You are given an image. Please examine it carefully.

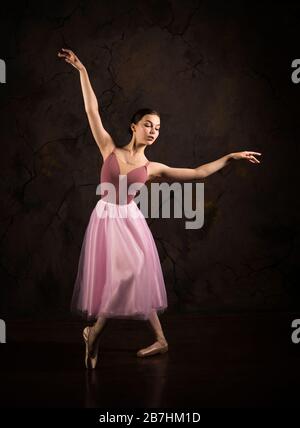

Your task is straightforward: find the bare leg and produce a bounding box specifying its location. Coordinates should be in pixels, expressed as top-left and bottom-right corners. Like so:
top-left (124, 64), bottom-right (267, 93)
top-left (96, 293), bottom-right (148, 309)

top-left (137, 310), bottom-right (168, 357)
top-left (148, 310), bottom-right (167, 342)
top-left (89, 316), bottom-right (107, 348)
top-left (83, 316), bottom-right (107, 369)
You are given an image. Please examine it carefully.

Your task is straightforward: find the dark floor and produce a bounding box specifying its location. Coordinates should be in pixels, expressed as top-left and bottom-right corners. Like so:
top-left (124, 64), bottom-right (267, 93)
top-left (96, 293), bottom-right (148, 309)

top-left (0, 312), bottom-right (299, 408)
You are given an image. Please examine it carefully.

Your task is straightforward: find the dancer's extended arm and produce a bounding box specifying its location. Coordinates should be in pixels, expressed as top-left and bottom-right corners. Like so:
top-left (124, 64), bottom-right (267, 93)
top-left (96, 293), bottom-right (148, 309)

top-left (57, 48), bottom-right (115, 157)
top-left (150, 151), bottom-right (262, 181)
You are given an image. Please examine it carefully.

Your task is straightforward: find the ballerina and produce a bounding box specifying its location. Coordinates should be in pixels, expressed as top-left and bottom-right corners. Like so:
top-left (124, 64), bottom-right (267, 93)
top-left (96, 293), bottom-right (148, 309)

top-left (58, 48), bottom-right (262, 369)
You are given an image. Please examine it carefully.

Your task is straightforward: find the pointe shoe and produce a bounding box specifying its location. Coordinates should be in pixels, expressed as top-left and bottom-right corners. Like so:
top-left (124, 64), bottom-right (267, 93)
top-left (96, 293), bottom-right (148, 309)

top-left (83, 326), bottom-right (100, 369)
top-left (136, 338), bottom-right (168, 358)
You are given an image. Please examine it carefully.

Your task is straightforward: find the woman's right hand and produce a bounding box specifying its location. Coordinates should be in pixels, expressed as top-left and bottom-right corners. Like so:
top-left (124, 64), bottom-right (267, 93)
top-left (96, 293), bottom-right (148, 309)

top-left (57, 48), bottom-right (85, 71)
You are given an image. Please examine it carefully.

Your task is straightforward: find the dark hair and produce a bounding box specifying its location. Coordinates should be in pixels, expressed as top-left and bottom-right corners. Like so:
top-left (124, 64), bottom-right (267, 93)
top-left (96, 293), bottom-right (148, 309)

top-left (128, 108), bottom-right (160, 135)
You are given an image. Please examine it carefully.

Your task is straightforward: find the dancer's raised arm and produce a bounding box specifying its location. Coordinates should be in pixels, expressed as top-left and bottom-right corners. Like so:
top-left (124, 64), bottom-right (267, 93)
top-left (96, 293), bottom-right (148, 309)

top-left (57, 48), bottom-right (115, 158)
top-left (150, 151), bottom-right (262, 181)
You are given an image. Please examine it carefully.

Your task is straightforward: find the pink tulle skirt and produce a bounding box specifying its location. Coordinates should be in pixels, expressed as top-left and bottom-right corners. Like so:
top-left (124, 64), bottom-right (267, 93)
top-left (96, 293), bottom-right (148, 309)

top-left (71, 198), bottom-right (168, 321)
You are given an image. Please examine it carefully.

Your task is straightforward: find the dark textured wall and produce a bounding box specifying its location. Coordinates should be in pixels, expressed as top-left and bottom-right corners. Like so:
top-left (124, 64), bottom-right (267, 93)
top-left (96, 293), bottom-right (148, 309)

top-left (1, 0), bottom-right (299, 319)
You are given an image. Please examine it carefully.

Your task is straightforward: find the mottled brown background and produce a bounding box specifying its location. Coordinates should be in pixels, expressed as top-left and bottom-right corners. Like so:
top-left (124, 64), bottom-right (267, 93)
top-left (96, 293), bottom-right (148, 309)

top-left (1, 0), bottom-right (299, 319)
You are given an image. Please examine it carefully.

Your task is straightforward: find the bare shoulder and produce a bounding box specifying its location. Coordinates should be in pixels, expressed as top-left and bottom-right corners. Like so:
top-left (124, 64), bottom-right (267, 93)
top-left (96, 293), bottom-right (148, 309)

top-left (147, 161), bottom-right (168, 179)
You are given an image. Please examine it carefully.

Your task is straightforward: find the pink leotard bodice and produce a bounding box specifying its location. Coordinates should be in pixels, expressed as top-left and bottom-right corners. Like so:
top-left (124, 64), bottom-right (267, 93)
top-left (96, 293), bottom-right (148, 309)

top-left (100, 148), bottom-right (150, 205)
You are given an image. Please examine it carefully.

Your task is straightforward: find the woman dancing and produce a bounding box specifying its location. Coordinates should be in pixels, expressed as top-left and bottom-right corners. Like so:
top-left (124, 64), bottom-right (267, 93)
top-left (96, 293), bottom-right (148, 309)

top-left (58, 48), bottom-right (261, 369)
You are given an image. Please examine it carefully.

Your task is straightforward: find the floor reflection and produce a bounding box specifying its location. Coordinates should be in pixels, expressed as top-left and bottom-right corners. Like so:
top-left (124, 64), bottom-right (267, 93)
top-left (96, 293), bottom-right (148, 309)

top-left (84, 353), bottom-right (169, 408)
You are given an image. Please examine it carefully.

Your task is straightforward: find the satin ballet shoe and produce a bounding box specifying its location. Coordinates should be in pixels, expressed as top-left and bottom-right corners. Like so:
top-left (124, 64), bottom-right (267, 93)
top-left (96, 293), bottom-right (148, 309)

top-left (83, 326), bottom-right (100, 369)
top-left (136, 338), bottom-right (168, 358)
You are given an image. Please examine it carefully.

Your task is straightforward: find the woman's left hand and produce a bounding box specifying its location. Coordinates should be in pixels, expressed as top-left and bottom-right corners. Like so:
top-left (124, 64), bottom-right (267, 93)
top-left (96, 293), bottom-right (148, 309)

top-left (231, 151), bottom-right (262, 164)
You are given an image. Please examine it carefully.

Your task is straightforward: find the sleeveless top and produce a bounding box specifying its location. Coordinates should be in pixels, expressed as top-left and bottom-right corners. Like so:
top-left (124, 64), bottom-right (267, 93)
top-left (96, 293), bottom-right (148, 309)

top-left (100, 148), bottom-right (150, 205)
